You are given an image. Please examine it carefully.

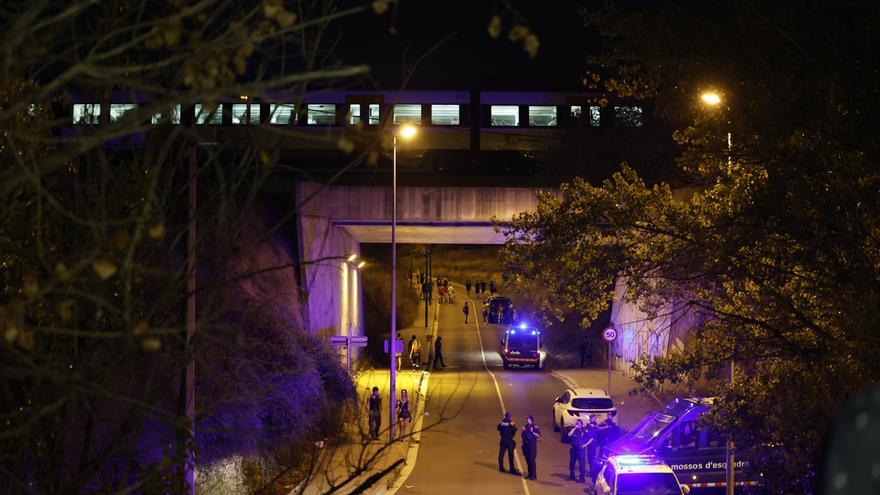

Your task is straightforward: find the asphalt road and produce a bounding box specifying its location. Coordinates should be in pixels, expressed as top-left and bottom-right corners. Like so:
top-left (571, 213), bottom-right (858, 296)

top-left (400, 295), bottom-right (599, 495)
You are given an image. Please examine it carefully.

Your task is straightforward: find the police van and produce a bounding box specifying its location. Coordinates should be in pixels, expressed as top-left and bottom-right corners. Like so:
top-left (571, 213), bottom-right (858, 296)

top-left (499, 323), bottom-right (542, 369)
top-left (598, 397), bottom-right (762, 493)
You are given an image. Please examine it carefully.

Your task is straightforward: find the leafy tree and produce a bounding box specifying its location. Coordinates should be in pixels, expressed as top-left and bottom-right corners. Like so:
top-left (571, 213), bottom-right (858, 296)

top-left (0, 1), bottom-right (386, 493)
top-left (499, 1), bottom-right (880, 491)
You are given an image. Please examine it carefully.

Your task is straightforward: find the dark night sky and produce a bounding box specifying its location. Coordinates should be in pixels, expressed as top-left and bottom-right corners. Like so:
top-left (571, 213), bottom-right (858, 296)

top-left (330, 0), bottom-right (598, 91)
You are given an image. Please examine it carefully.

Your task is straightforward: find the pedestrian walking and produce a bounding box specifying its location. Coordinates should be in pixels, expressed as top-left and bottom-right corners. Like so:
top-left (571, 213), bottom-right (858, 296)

top-left (367, 386), bottom-right (382, 440)
top-left (396, 389), bottom-right (411, 441)
top-left (489, 280), bottom-right (496, 294)
top-left (462, 301), bottom-right (470, 323)
top-left (409, 335), bottom-right (422, 370)
top-left (475, 279), bottom-right (482, 295)
top-left (395, 331), bottom-right (403, 370)
top-left (481, 280), bottom-right (487, 294)
top-left (465, 280), bottom-right (472, 296)
top-left (521, 415), bottom-right (541, 480)
top-left (432, 336), bottom-right (446, 369)
top-left (497, 411), bottom-right (520, 474)
top-left (567, 418), bottom-right (588, 482)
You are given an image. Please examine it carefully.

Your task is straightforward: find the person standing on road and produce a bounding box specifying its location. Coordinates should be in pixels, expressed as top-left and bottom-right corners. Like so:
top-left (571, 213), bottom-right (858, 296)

top-left (432, 336), bottom-right (446, 369)
top-left (489, 279), bottom-right (496, 294)
top-left (465, 280), bottom-right (472, 296)
top-left (497, 411), bottom-right (520, 474)
top-left (367, 386), bottom-right (382, 441)
top-left (567, 418), bottom-right (588, 482)
top-left (462, 301), bottom-right (470, 324)
top-left (521, 415), bottom-right (541, 480)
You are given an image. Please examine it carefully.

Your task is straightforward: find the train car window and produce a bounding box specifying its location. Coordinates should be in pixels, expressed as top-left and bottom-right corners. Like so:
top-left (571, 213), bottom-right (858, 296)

top-left (431, 104), bottom-right (459, 125)
top-left (369, 104), bottom-right (380, 125)
top-left (109, 104), bottom-right (137, 122)
top-left (307, 104), bottom-right (336, 125)
top-left (528, 106), bottom-right (557, 126)
top-left (195, 103), bottom-right (222, 125)
top-left (490, 105), bottom-right (519, 126)
top-left (269, 104), bottom-right (295, 125)
top-left (232, 103), bottom-right (260, 124)
top-left (393, 104), bottom-right (421, 124)
top-left (151, 105), bottom-right (181, 124)
top-left (72, 103), bottom-right (101, 124)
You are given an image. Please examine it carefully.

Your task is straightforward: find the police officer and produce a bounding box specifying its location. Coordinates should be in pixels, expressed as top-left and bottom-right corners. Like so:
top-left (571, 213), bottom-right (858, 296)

top-left (586, 414), bottom-right (600, 479)
top-left (567, 418), bottom-right (588, 482)
top-left (521, 415), bottom-right (541, 480)
top-left (497, 411), bottom-right (520, 474)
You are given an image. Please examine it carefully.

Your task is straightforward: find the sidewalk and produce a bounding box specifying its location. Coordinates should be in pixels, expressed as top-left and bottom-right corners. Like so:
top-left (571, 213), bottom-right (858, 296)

top-left (297, 299), bottom-right (438, 495)
top-left (549, 368), bottom-right (664, 430)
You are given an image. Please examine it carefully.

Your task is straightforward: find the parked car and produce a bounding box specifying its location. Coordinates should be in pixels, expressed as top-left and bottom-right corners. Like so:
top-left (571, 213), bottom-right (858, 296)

top-left (594, 454), bottom-right (690, 495)
top-left (552, 387), bottom-right (616, 442)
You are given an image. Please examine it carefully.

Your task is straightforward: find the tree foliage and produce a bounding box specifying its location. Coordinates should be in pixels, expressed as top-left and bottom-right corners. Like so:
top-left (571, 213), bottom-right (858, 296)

top-left (499, 1), bottom-right (880, 491)
top-left (0, 1), bottom-right (378, 493)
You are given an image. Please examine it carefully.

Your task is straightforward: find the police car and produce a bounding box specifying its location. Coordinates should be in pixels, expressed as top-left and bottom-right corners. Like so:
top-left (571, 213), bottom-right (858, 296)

top-left (552, 387), bottom-right (616, 442)
top-left (498, 323), bottom-right (542, 369)
top-left (598, 397), bottom-right (762, 493)
top-left (594, 455), bottom-right (690, 495)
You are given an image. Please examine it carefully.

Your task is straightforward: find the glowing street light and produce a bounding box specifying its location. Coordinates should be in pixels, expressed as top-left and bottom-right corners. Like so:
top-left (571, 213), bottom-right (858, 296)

top-left (700, 88), bottom-right (734, 495)
top-left (700, 90), bottom-right (722, 107)
top-left (347, 253), bottom-right (358, 262)
top-left (389, 123), bottom-right (417, 444)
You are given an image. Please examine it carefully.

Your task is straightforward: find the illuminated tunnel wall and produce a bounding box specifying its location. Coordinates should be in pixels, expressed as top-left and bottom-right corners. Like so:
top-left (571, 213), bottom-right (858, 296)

top-left (608, 277), bottom-right (704, 375)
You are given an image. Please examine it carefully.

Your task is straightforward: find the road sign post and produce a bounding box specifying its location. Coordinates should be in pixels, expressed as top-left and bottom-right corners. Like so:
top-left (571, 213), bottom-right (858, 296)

top-left (602, 325), bottom-right (618, 398)
top-left (330, 336), bottom-right (368, 374)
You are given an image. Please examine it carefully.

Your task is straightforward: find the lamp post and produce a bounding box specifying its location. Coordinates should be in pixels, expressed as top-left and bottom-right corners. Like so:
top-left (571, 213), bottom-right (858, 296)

top-left (700, 89), bottom-right (735, 495)
top-left (390, 124), bottom-right (417, 443)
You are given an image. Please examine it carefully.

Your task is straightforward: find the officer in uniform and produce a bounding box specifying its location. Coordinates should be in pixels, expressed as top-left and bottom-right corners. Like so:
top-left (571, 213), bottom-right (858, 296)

top-left (586, 414), bottom-right (600, 480)
top-left (567, 418), bottom-right (588, 482)
top-left (521, 415), bottom-right (541, 480)
top-left (497, 411), bottom-right (520, 474)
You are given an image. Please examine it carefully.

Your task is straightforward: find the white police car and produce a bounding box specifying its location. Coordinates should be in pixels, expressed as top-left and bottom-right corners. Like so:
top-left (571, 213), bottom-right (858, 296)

top-left (552, 387), bottom-right (616, 442)
top-left (594, 455), bottom-right (690, 495)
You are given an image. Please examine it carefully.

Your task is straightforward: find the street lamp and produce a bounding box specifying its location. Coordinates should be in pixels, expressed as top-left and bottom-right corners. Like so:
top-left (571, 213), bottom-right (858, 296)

top-left (390, 123), bottom-right (417, 443)
top-left (699, 89), bottom-right (735, 495)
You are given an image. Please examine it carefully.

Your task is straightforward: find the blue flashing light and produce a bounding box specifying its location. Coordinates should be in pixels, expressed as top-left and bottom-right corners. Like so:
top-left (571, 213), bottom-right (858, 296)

top-left (614, 455), bottom-right (657, 466)
top-left (509, 330), bottom-right (516, 335)
top-left (518, 322), bottom-right (528, 329)
top-left (531, 330), bottom-right (537, 335)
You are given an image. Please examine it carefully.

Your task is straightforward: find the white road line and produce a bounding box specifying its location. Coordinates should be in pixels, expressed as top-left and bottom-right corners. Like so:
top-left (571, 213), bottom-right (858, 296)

top-left (548, 370), bottom-right (579, 390)
top-left (471, 298), bottom-right (532, 495)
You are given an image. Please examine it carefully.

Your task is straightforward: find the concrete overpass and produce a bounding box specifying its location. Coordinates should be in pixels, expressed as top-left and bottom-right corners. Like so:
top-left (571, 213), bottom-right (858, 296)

top-left (294, 181), bottom-right (551, 337)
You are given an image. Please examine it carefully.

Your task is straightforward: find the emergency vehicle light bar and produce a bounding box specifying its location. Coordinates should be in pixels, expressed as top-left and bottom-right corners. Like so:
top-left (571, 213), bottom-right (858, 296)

top-left (613, 455), bottom-right (661, 466)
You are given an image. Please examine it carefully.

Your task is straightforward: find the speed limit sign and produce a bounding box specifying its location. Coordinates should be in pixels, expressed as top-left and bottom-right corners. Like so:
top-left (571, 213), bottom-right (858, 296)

top-left (602, 326), bottom-right (618, 342)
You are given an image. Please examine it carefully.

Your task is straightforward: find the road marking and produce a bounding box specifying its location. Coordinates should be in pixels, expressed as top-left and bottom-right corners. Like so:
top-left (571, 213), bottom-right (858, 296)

top-left (471, 298), bottom-right (532, 495)
top-left (549, 370), bottom-right (579, 390)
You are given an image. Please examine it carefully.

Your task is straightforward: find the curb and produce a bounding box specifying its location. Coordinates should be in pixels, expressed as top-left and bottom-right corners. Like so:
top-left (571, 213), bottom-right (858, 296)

top-left (374, 298), bottom-right (440, 494)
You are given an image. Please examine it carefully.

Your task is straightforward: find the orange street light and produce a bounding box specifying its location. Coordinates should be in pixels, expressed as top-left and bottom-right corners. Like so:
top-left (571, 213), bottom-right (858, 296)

top-left (700, 90), bottom-right (722, 107)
